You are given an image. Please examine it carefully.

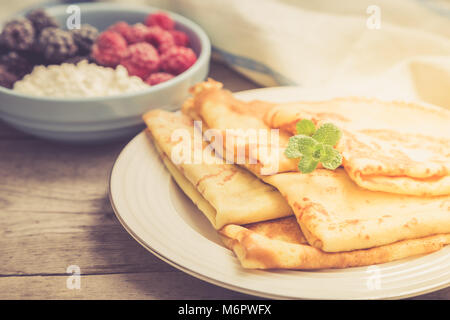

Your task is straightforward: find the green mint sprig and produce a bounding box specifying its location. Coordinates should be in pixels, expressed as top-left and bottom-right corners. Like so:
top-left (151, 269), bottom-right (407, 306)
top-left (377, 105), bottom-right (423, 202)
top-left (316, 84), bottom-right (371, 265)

top-left (284, 119), bottom-right (343, 173)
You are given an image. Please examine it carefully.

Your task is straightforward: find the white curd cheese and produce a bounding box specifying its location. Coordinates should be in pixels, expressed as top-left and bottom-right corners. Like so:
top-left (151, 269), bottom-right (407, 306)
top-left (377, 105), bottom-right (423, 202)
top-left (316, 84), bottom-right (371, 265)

top-left (13, 60), bottom-right (149, 98)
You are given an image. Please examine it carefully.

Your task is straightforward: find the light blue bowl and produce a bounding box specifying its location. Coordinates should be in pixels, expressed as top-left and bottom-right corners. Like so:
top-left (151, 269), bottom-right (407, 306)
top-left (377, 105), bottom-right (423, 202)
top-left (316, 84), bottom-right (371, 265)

top-left (0, 3), bottom-right (211, 143)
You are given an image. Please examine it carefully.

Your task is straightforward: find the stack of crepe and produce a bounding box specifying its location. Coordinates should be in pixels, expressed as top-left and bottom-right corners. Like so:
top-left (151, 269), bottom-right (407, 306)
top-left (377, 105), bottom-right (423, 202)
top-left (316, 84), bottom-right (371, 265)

top-left (143, 79), bottom-right (450, 270)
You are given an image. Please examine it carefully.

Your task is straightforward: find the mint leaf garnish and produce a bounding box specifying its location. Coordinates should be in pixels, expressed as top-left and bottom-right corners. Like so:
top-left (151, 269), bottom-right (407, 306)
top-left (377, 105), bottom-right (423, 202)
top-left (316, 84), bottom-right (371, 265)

top-left (284, 141), bottom-right (302, 159)
top-left (296, 119), bottom-right (316, 136)
top-left (311, 143), bottom-right (326, 161)
top-left (285, 135), bottom-right (317, 159)
top-left (284, 120), bottom-right (343, 173)
top-left (312, 123), bottom-right (342, 146)
top-left (298, 156), bottom-right (319, 174)
top-left (320, 145), bottom-right (342, 170)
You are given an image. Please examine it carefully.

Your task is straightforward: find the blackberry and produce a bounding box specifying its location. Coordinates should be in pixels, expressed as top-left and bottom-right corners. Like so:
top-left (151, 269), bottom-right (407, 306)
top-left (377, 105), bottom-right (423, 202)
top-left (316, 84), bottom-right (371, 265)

top-left (0, 42), bottom-right (7, 56)
top-left (0, 51), bottom-right (34, 78)
top-left (71, 24), bottom-right (98, 54)
top-left (26, 9), bottom-right (59, 34)
top-left (0, 18), bottom-right (35, 51)
top-left (38, 27), bottom-right (78, 63)
top-left (0, 64), bottom-right (19, 89)
top-left (25, 49), bottom-right (47, 66)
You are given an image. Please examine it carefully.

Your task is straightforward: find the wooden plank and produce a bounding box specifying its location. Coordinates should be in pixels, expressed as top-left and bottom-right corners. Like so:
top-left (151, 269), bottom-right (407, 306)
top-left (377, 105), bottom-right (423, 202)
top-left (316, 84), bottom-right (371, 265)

top-left (0, 272), bottom-right (256, 300)
top-left (0, 139), bottom-right (123, 219)
top-left (0, 211), bottom-right (175, 276)
top-left (409, 287), bottom-right (450, 300)
top-left (0, 138), bottom-right (168, 275)
top-left (0, 272), bottom-right (447, 300)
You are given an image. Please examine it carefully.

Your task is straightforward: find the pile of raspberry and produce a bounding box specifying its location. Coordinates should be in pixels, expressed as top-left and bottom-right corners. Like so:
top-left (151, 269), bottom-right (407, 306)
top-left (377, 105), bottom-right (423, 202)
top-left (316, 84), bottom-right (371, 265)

top-left (92, 12), bottom-right (197, 86)
top-left (0, 8), bottom-right (99, 89)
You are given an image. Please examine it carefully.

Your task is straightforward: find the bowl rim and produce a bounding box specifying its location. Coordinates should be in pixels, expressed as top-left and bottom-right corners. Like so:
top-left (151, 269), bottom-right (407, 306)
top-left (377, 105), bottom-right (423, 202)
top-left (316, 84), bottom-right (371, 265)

top-left (0, 2), bottom-right (211, 102)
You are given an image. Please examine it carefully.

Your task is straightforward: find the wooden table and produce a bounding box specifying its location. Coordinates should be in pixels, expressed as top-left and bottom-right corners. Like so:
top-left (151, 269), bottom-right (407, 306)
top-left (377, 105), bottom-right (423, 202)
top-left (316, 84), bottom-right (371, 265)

top-left (0, 62), bottom-right (448, 300)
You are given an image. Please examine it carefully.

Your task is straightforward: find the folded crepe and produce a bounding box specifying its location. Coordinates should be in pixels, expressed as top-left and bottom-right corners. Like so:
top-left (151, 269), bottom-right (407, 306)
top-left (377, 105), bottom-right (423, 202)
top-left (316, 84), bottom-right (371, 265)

top-left (262, 168), bottom-right (450, 252)
top-left (220, 216), bottom-right (450, 269)
top-left (264, 98), bottom-right (450, 196)
top-left (143, 109), bottom-right (292, 229)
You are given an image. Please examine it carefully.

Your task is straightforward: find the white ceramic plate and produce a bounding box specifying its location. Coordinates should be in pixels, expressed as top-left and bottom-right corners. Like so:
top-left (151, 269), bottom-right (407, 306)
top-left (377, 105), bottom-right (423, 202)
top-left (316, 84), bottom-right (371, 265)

top-left (109, 87), bottom-right (450, 299)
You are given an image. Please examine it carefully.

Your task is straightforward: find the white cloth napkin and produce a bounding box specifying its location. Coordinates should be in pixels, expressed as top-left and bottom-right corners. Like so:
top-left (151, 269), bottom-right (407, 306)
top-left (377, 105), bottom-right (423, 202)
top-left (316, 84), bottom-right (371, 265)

top-left (105, 0), bottom-right (450, 110)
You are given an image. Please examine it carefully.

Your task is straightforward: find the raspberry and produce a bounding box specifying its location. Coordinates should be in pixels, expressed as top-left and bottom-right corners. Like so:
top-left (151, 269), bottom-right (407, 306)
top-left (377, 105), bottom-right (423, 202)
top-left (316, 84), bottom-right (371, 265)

top-left (169, 30), bottom-right (189, 47)
top-left (145, 72), bottom-right (174, 85)
top-left (158, 42), bottom-right (175, 54)
top-left (38, 27), bottom-right (78, 63)
top-left (91, 31), bottom-right (128, 67)
top-left (0, 64), bottom-right (19, 89)
top-left (26, 9), bottom-right (59, 34)
top-left (71, 24), bottom-right (99, 54)
top-left (96, 31), bottom-right (127, 51)
top-left (145, 12), bottom-right (175, 30)
top-left (108, 21), bottom-right (132, 39)
top-left (123, 23), bottom-right (150, 44)
top-left (145, 26), bottom-right (174, 53)
top-left (0, 18), bottom-right (35, 51)
top-left (160, 46), bottom-right (197, 75)
top-left (120, 43), bottom-right (160, 80)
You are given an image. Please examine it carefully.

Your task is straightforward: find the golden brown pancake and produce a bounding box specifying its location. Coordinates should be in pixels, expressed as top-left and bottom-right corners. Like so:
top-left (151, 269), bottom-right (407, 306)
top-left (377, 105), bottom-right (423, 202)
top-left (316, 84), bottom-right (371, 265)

top-left (221, 217), bottom-right (450, 270)
top-left (262, 168), bottom-right (450, 252)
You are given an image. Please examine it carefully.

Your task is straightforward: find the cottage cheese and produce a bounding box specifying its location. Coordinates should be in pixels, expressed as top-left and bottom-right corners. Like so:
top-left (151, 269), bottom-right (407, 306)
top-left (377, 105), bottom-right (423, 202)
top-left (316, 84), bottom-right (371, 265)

top-left (13, 60), bottom-right (150, 98)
